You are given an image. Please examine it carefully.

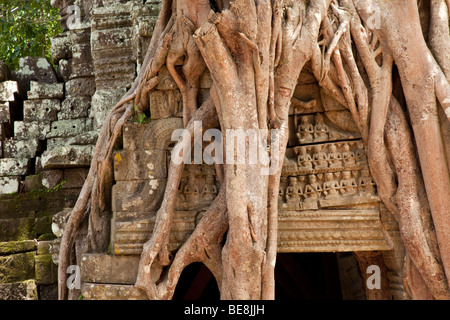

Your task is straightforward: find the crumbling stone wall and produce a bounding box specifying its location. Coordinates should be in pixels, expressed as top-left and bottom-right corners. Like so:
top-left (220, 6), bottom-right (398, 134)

top-left (0, 0), bottom-right (160, 299)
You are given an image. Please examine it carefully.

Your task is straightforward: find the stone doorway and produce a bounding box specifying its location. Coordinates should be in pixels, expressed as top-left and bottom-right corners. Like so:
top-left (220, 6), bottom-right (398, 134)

top-left (275, 253), bottom-right (343, 300)
top-left (171, 252), bottom-right (354, 300)
top-left (172, 263), bottom-right (220, 300)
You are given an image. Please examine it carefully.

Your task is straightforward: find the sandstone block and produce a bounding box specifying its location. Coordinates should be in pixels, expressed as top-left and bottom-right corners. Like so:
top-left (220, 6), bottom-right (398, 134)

top-left (35, 254), bottom-right (57, 285)
top-left (0, 218), bottom-right (35, 241)
top-left (65, 77), bottom-right (96, 97)
top-left (23, 170), bottom-right (64, 192)
top-left (82, 283), bottom-right (147, 300)
top-left (81, 254), bottom-right (140, 284)
top-left (47, 118), bottom-right (90, 138)
top-left (58, 96), bottom-right (90, 120)
top-left (13, 57), bottom-right (58, 85)
top-left (3, 138), bottom-right (41, 158)
top-left (122, 118), bottom-right (183, 151)
top-left (149, 90), bottom-right (182, 120)
top-left (0, 240), bottom-right (36, 255)
top-left (47, 130), bottom-right (98, 149)
top-left (40, 170), bottom-right (64, 189)
top-left (50, 31), bottom-right (72, 64)
top-left (0, 188), bottom-right (79, 219)
top-left (90, 88), bottom-right (127, 130)
top-left (62, 168), bottom-right (89, 189)
top-left (0, 280), bottom-right (38, 300)
top-left (36, 240), bottom-right (52, 255)
top-left (57, 58), bottom-right (73, 82)
top-left (0, 252), bottom-right (35, 283)
top-left (0, 176), bottom-right (21, 195)
top-left (10, 57), bottom-right (58, 99)
top-left (35, 216), bottom-right (53, 236)
top-left (112, 179), bottom-right (166, 212)
top-left (0, 81), bottom-right (19, 102)
top-left (114, 149), bottom-right (167, 181)
top-left (14, 121), bottom-right (51, 140)
top-left (40, 145), bottom-right (93, 169)
top-left (27, 81), bottom-right (64, 100)
top-left (23, 99), bottom-right (61, 121)
top-left (0, 102), bottom-right (11, 123)
top-left (0, 158), bottom-right (30, 177)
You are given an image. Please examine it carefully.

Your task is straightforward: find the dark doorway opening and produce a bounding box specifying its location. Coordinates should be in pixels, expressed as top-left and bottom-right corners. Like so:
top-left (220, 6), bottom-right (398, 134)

top-left (173, 252), bottom-right (343, 300)
top-left (275, 253), bottom-right (342, 300)
top-left (172, 263), bottom-right (220, 300)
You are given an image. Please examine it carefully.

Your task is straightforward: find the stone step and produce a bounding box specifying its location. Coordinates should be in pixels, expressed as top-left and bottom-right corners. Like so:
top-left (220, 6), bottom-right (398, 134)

top-left (0, 280), bottom-right (38, 300)
top-left (80, 254), bottom-right (140, 285)
top-left (81, 283), bottom-right (147, 300)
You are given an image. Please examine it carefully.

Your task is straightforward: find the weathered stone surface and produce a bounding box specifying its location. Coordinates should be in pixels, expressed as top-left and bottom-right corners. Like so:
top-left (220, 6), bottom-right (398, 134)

top-left (27, 81), bottom-right (64, 100)
top-left (82, 283), bottom-right (147, 300)
top-left (0, 158), bottom-right (30, 177)
top-left (23, 99), bottom-right (61, 121)
top-left (0, 218), bottom-right (35, 241)
top-left (90, 88), bottom-right (127, 130)
top-left (122, 118), bottom-right (183, 151)
top-left (65, 77), bottom-right (96, 97)
top-left (3, 139), bottom-right (41, 158)
top-left (0, 252), bottom-right (35, 283)
top-left (0, 81), bottom-right (19, 102)
top-left (81, 254), bottom-right (140, 284)
top-left (47, 118), bottom-right (91, 138)
top-left (57, 58), bottom-right (73, 82)
top-left (0, 176), bottom-right (21, 195)
top-left (35, 254), bottom-right (57, 285)
top-left (58, 96), bottom-right (91, 120)
top-left (12, 57), bottom-right (58, 84)
top-left (114, 149), bottom-right (167, 181)
top-left (23, 174), bottom-right (44, 192)
top-left (10, 57), bottom-right (57, 100)
top-left (62, 168), bottom-right (89, 189)
top-left (131, 3), bottom-right (158, 72)
top-left (112, 212), bottom-right (194, 255)
top-left (0, 280), bottom-right (38, 300)
top-left (0, 188), bottom-right (80, 220)
top-left (0, 240), bottom-right (36, 255)
top-left (91, 3), bottom-right (136, 90)
top-left (35, 215), bottom-right (53, 236)
top-left (40, 170), bottom-right (64, 189)
top-left (277, 210), bottom-right (392, 253)
top-left (149, 89), bottom-right (182, 120)
top-left (38, 283), bottom-right (58, 300)
top-left (70, 25), bottom-right (95, 79)
top-left (14, 121), bottom-right (51, 140)
top-left (47, 130), bottom-right (98, 149)
top-left (0, 102), bottom-right (11, 123)
top-left (50, 31), bottom-right (72, 64)
top-left (40, 145), bottom-right (93, 169)
top-left (36, 240), bottom-right (52, 255)
top-left (112, 179), bottom-right (166, 213)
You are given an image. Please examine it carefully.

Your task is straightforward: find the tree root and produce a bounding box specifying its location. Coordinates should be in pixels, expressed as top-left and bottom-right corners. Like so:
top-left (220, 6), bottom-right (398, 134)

top-left (135, 97), bottom-right (219, 299)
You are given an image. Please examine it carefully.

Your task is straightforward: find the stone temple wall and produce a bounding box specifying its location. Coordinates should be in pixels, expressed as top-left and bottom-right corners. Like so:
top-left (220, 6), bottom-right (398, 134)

top-left (0, 0), bottom-right (409, 300)
top-left (0, 0), bottom-right (160, 299)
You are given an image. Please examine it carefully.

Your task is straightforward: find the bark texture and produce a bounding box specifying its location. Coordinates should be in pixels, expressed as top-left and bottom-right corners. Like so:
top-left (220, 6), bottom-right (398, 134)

top-left (58, 0), bottom-right (450, 300)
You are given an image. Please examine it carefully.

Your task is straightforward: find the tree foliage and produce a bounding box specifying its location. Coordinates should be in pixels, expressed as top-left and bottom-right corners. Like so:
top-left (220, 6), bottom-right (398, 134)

top-left (0, 0), bottom-right (61, 70)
